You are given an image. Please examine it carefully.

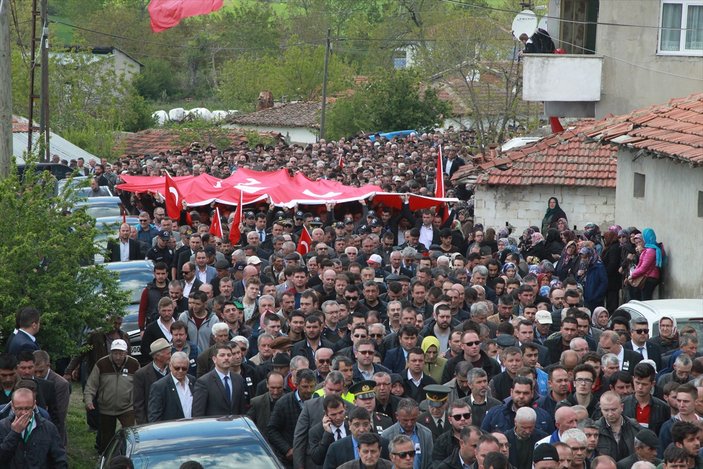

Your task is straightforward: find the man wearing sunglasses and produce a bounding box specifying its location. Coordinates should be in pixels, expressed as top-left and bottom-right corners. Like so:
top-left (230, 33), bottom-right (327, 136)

top-left (623, 317), bottom-right (662, 372)
top-left (431, 400), bottom-right (473, 465)
top-left (147, 351), bottom-right (194, 422)
top-left (389, 434), bottom-right (418, 469)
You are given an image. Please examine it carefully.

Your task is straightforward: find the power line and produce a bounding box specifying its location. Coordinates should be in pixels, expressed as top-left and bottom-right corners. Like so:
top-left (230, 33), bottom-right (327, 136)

top-left (439, 0), bottom-right (698, 31)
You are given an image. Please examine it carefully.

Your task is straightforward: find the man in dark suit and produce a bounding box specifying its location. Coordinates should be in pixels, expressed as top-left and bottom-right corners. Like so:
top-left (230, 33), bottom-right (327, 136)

top-left (33, 351), bottom-right (70, 446)
top-left (308, 395), bottom-right (350, 468)
top-left (107, 223), bottom-right (144, 262)
top-left (415, 212), bottom-right (441, 251)
top-left (598, 330), bottom-right (642, 373)
top-left (443, 146), bottom-right (466, 177)
top-left (382, 325), bottom-right (418, 374)
top-left (192, 343), bottom-right (247, 417)
top-left (268, 369), bottom-right (317, 468)
top-left (148, 351), bottom-right (195, 422)
top-left (323, 407), bottom-right (390, 469)
top-left (247, 371), bottom-right (286, 441)
top-left (175, 233), bottom-right (203, 280)
top-left (133, 339), bottom-right (171, 424)
top-left (14, 351), bottom-right (60, 426)
top-left (293, 371), bottom-right (351, 469)
top-left (436, 425), bottom-right (482, 469)
top-left (403, 348), bottom-right (437, 403)
top-left (624, 319), bottom-right (663, 372)
top-left (6, 307), bottom-right (41, 357)
top-left (291, 315), bottom-right (334, 371)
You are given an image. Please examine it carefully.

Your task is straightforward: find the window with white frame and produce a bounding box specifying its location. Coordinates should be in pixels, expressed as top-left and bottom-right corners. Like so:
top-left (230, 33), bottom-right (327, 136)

top-left (660, 1), bottom-right (703, 54)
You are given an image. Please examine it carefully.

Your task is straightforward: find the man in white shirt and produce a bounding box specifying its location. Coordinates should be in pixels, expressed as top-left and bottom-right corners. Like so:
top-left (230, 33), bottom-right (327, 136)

top-left (147, 351), bottom-right (195, 422)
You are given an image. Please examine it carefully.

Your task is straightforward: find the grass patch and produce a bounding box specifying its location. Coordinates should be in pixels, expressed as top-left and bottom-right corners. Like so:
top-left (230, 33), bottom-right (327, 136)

top-left (67, 383), bottom-right (99, 469)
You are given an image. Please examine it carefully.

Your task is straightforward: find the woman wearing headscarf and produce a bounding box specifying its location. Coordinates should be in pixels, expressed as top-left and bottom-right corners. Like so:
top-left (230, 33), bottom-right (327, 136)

top-left (526, 232), bottom-right (548, 261)
top-left (544, 228), bottom-right (565, 261)
top-left (591, 306), bottom-right (610, 330)
top-left (554, 240), bottom-right (579, 281)
top-left (577, 246), bottom-right (608, 312)
top-left (541, 197), bottom-right (568, 233)
top-left (649, 315), bottom-right (679, 356)
top-left (421, 336), bottom-right (446, 384)
top-left (627, 227), bottom-right (663, 301)
top-left (601, 231), bottom-right (623, 312)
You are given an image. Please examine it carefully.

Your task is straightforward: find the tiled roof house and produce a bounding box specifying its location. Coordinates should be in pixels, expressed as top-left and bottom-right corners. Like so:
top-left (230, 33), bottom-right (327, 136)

top-left (225, 102), bottom-right (321, 144)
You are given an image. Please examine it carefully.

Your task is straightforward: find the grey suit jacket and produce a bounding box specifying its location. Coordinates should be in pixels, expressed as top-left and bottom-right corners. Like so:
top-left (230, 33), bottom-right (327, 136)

top-left (45, 369), bottom-right (70, 445)
top-left (133, 363), bottom-right (168, 424)
top-left (381, 422), bottom-right (434, 469)
top-left (247, 392), bottom-right (275, 441)
top-left (293, 396), bottom-right (354, 469)
top-left (192, 369), bottom-right (246, 417)
top-left (148, 374), bottom-right (195, 422)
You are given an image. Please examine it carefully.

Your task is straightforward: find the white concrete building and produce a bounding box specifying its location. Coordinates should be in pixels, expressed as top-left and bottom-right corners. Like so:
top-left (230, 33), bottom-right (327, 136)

top-left (523, 0), bottom-right (703, 118)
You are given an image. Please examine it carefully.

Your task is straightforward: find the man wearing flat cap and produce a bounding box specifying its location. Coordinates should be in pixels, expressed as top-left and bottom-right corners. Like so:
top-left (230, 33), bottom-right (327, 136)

top-left (350, 380), bottom-right (393, 434)
top-left (417, 384), bottom-right (451, 439)
top-left (133, 338), bottom-right (172, 424)
top-left (615, 428), bottom-right (661, 469)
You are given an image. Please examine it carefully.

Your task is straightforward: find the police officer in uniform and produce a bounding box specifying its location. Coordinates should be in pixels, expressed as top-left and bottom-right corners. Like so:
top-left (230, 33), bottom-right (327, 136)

top-left (349, 380), bottom-right (393, 434)
top-left (418, 384), bottom-right (451, 439)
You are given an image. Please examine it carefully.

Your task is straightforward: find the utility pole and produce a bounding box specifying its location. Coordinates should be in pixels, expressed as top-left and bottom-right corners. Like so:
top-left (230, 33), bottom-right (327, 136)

top-left (0, 0), bottom-right (12, 178)
top-left (319, 28), bottom-right (331, 141)
top-left (27, 0), bottom-right (50, 161)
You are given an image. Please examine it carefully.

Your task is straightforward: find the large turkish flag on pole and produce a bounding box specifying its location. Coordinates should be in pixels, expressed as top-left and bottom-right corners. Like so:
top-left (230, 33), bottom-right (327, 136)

top-left (229, 192), bottom-right (243, 246)
top-left (210, 207), bottom-right (224, 238)
top-left (164, 172), bottom-right (182, 219)
top-left (296, 227), bottom-right (312, 255)
top-left (148, 0), bottom-right (224, 32)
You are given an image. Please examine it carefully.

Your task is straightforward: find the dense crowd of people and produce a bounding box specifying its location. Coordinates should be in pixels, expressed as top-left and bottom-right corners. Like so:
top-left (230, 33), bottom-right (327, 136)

top-left (2, 132), bottom-right (682, 469)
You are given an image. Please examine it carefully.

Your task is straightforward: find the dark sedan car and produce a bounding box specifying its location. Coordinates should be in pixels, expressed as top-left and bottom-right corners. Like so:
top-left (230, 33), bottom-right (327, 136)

top-left (99, 416), bottom-right (283, 469)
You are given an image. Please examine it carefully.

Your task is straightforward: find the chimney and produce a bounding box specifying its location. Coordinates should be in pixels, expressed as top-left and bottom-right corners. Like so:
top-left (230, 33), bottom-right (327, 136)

top-left (257, 91), bottom-right (274, 111)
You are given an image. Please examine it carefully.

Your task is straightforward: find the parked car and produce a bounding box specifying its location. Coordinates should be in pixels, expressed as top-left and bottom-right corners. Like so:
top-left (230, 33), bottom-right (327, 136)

top-left (104, 260), bottom-right (153, 358)
top-left (98, 416), bottom-right (284, 469)
top-left (614, 299), bottom-right (703, 353)
top-left (57, 176), bottom-right (113, 197)
top-left (74, 196), bottom-right (124, 218)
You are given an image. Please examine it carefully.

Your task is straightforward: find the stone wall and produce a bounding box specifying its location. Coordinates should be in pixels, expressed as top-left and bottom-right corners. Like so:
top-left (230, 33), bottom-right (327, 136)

top-left (474, 184), bottom-right (615, 234)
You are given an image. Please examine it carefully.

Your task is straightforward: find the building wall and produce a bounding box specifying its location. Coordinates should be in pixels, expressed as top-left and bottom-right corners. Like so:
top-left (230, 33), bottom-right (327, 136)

top-left (474, 184), bottom-right (615, 234)
top-left (594, 0), bottom-right (703, 117)
top-left (544, 0), bottom-right (702, 117)
top-left (615, 150), bottom-right (703, 299)
top-left (229, 125), bottom-right (318, 144)
top-left (111, 50), bottom-right (141, 82)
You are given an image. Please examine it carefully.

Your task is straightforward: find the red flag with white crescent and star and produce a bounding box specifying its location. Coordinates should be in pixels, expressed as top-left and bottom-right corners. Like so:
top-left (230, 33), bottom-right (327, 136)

top-left (296, 226), bottom-right (312, 255)
top-left (436, 146), bottom-right (450, 224)
top-left (210, 206), bottom-right (224, 239)
top-left (229, 191), bottom-right (243, 246)
top-left (164, 172), bottom-right (182, 219)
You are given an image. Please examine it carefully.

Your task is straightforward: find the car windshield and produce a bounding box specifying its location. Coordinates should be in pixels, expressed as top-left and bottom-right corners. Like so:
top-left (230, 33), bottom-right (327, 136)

top-left (131, 441), bottom-right (279, 469)
top-left (113, 269), bottom-right (154, 303)
top-left (85, 205), bottom-right (122, 218)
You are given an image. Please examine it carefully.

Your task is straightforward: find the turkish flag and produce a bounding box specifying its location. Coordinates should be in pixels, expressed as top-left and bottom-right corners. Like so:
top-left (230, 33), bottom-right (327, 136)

top-left (210, 206), bottom-right (224, 238)
top-left (148, 0), bottom-right (224, 32)
top-left (229, 192), bottom-right (243, 246)
top-left (296, 227), bottom-right (312, 255)
top-left (435, 146), bottom-right (449, 224)
top-left (164, 172), bottom-right (183, 219)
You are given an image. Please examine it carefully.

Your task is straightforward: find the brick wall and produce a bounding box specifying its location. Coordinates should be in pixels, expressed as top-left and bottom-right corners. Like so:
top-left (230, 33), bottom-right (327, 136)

top-left (474, 184), bottom-right (616, 234)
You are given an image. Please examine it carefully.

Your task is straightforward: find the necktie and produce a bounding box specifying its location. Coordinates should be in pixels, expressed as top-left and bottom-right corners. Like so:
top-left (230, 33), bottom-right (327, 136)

top-left (638, 347), bottom-right (645, 356)
top-left (437, 418), bottom-right (443, 432)
top-left (335, 428), bottom-right (342, 441)
top-left (259, 231), bottom-right (264, 242)
top-left (223, 376), bottom-right (231, 406)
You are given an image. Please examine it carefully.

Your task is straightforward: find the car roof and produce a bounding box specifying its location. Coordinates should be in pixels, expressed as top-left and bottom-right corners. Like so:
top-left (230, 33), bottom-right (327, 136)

top-left (616, 299), bottom-right (703, 322)
top-left (124, 417), bottom-right (267, 455)
top-left (103, 260), bottom-right (154, 272)
top-left (75, 196), bottom-right (122, 206)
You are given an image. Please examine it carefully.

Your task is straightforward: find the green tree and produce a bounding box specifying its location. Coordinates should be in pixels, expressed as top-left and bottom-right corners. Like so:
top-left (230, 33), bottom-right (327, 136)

top-left (134, 58), bottom-right (180, 101)
top-left (0, 158), bottom-right (128, 358)
top-left (326, 69), bottom-right (449, 139)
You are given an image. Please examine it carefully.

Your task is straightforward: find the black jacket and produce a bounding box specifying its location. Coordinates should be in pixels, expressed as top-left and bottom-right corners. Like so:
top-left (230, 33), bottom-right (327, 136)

top-left (267, 391), bottom-right (304, 462)
top-left (621, 394), bottom-right (671, 435)
top-left (596, 416), bottom-right (643, 462)
top-left (0, 412), bottom-right (67, 468)
top-left (506, 427), bottom-right (548, 469)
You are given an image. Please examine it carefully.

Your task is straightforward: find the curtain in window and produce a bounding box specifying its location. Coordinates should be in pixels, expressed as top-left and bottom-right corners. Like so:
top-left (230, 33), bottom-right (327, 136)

top-left (661, 3), bottom-right (683, 51)
top-left (686, 5), bottom-right (703, 50)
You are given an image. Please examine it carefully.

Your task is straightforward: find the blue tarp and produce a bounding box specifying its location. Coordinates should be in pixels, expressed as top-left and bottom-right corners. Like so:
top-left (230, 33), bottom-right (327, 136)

top-left (367, 130), bottom-right (418, 142)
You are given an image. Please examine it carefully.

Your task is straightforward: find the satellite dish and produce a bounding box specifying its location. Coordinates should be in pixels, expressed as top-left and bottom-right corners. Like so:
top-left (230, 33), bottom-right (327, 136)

top-left (538, 16), bottom-right (549, 33)
top-left (512, 9), bottom-right (538, 40)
